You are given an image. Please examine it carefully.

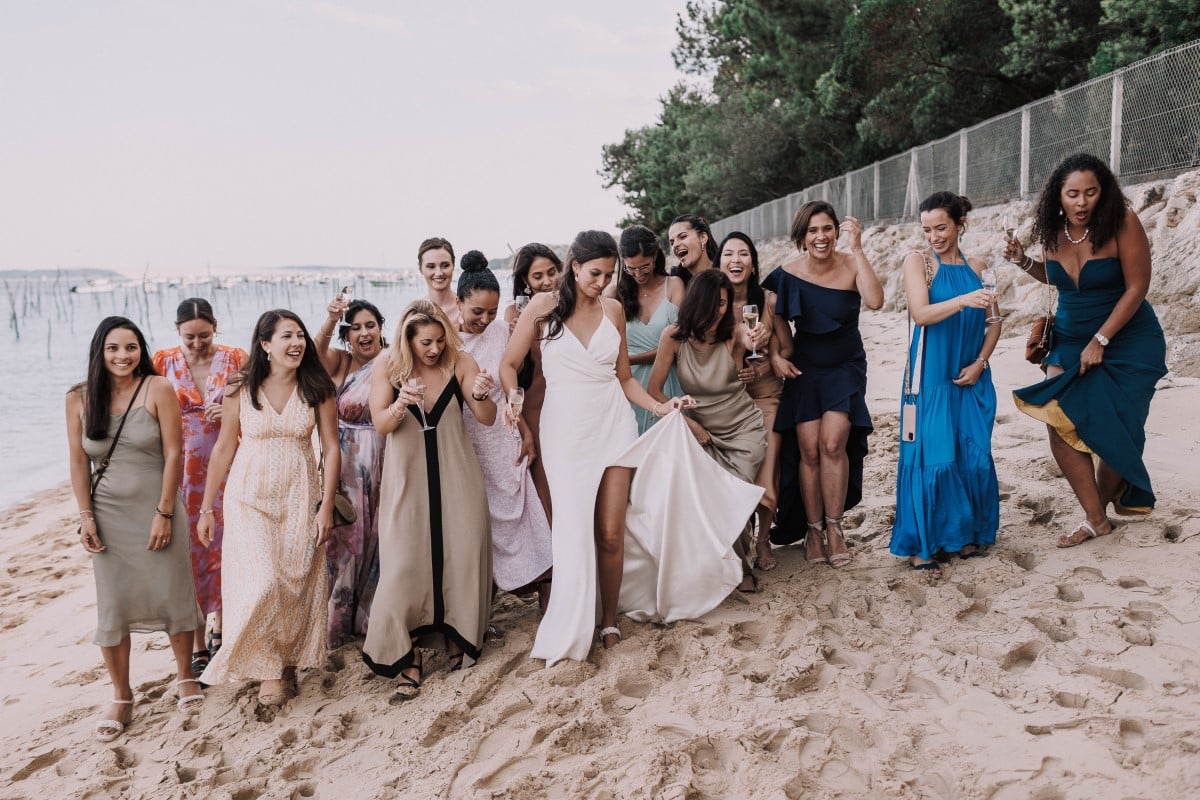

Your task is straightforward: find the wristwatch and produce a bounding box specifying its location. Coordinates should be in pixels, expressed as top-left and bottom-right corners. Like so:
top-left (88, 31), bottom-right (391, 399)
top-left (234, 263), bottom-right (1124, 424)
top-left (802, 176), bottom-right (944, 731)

top-left (1093, 332), bottom-right (1110, 347)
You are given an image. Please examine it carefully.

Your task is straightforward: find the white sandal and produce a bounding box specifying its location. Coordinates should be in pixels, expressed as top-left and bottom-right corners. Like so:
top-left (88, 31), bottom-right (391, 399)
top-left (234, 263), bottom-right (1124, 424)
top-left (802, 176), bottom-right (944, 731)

top-left (175, 678), bottom-right (205, 712)
top-left (599, 626), bottom-right (621, 649)
top-left (95, 698), bottom-right (133, 742)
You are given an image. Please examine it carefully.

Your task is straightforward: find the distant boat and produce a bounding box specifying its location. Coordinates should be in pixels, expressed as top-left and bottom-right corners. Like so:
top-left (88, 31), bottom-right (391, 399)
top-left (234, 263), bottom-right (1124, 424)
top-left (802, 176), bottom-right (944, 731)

top-left (70, 278), bottom-right (117, 294)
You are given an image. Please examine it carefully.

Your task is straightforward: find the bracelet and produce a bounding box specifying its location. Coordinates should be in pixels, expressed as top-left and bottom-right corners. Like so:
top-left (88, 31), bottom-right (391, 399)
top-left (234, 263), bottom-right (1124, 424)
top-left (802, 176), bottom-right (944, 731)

top-left (388, 404), bottom-right (407, 421)
top-left (156, 507), bottom-right (174, 519)
top-left (79, 509), bottom-right (94, 518)
top-left (652, 402), bottom-right (663, 417)
top-left (471, 392), bottom-right (488, 402)
top-left (975, 358), bottom-right (989, 369)
top-left (1017, 255), bottom-right (1035, 273)
top-left (198, 508), bottom-right (214, 517)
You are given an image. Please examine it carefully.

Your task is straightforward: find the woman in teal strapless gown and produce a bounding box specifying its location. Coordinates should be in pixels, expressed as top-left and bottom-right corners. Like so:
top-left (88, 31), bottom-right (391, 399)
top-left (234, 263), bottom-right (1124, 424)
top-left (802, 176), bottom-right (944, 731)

top-left (1006, 154), bottom-right (1167, 548)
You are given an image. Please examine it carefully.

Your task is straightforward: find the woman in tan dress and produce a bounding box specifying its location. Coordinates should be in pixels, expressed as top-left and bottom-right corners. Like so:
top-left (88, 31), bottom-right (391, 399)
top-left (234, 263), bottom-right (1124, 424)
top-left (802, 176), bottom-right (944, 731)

top-left (197, 309), bottom-right (340, 706)
top-left (648, 270), bottom-right (767, 591)
top-left (719, 231), bottom-right (784, 570)
top-left (364, 300), bottom-right (496, 697)
top-left (67, 316), bottom-right (205, 741)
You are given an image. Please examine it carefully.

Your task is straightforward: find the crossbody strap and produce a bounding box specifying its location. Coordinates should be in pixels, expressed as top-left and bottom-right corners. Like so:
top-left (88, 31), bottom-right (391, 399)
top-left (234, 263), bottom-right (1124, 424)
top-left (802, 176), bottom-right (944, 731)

top-left (90, 374), bottom-right (149, 498)
top-left (902, 251), bottom-right (934, 399)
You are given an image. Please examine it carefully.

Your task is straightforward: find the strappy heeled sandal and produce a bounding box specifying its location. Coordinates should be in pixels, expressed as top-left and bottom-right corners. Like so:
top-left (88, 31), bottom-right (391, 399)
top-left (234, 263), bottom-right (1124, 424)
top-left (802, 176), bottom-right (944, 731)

top-left (175, 679), bottom-right (205, 713)
top-left (599, 626), bottom-right (621, 649)
top-left (393, 658), bottom-right (423, 699)
top-left (95, 698), bottom-right (133, 742)
top-left (805, 521), bottom-right (828, 565)
top-left (825, 516), bottom-right (851, 567)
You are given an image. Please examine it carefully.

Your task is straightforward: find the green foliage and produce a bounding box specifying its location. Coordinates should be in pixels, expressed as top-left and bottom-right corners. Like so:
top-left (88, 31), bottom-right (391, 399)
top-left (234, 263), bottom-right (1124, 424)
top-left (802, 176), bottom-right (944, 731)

top-left (601, 0), bottom-right (1200, 232)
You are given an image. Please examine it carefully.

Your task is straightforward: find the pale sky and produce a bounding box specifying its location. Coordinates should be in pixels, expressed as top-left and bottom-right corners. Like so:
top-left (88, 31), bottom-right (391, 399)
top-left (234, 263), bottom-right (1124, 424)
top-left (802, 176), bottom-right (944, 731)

top-left (0, 1), bottom-right (684, 275)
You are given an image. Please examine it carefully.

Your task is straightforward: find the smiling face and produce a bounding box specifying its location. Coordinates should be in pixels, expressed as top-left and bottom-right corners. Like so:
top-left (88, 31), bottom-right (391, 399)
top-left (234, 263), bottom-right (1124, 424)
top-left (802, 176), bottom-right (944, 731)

top-left (920, 208), bottom-right (959, 257)
top-left (803, 213), bottom-right (838, 260)
top-left (459, 289), bottom-right (500, 335)
top-left (573, 256), bottom-right (617, 299)
top-left (345, 309), bottom-right (382, 360)
top-left (526, 256), bottom-right (560, 294)
top-left (668, 222), bottom-right (708, 271)
top-left (623, 253), bottom-right (657, 287)
top-left (420, 247), bottom-right (455, 294)
top-left (720, 240), bottom-right (753, 287)
top-left (262, 318), bottom-right (306, 369)
top-left (104, 327), bottom-right (142, 378)
top-left (409, 322), bottom-right (447, 367)
top-left (177, 318), bottom-right (216, 359)
top-left (1060, 170), bottom-right (1101, 228)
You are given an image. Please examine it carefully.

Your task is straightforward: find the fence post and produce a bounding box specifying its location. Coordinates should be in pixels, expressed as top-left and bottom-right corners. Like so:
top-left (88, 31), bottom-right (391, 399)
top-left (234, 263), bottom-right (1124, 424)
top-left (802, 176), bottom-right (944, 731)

top-left (1019, 106), bottom-right (1031, 197)
top-left (846, 173), bottom-right (854, 217)
top-left (1110, 71), bottom-right (1124, 174)
top-left (873, 162), bottom-right (880, 219)
top-left (958, 130), bottom-right (968, 195)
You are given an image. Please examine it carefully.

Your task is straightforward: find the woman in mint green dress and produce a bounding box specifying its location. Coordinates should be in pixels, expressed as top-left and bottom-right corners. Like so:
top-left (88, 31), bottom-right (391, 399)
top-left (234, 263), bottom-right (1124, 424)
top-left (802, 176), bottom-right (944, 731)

top-left (1006, 153), bottom-right (1167, 548)
top-left (614, 225), bottom-right (683, 433)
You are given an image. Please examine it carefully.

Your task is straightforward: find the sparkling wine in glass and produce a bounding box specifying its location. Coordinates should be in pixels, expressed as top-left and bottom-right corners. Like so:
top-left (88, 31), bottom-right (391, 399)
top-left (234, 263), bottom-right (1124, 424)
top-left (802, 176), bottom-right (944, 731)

top-left (514, 295), bottom-right (530, 314)
top-left (507, 387), bottom-right (524, 440)
top-left (336, 286), bottom-right (354, 352)
top-left (981, 268), bottom-right (1003, 324)
top-left (742, 304), bottom-right (762, 359)
top-left (408, 377), bottom-right (431, 430)
top-left (1001, 212), bottom-right (1016, 241)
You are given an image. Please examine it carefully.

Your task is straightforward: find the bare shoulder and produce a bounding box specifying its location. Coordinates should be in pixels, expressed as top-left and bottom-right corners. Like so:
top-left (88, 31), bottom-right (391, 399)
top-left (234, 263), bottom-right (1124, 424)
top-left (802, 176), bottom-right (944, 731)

top-left (600, 296), bottom-right (627, 324)
top-left (65, 384), bottom-right (85, 409)
top-left (528, 292), bottom-right (557, 314)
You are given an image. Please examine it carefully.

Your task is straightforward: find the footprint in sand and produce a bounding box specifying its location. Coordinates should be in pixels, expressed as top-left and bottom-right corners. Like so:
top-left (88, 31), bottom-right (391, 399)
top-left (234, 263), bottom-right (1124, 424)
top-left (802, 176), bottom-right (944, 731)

top-left (1072, 565), bottom-right (1106, 582)
top-left (9, 748), bottom-right (65, 781)
top-left (1001, 641), bottom-right (1045, 674)
top-left (1018, 496), bottom-right (1057, 526)
top-left (957, 599), bottom-right (991, 623)
top-left (1118, 718), bottom-right (1146, 750)
top-left (729, 619), bottom-right (768, 651)
top-left (1056, 584), bottom-right (1084, 601)
top-left (1079, 663), bottom-right (1148, 691)
top-left (1026, 614), bottom-right (1075, 642)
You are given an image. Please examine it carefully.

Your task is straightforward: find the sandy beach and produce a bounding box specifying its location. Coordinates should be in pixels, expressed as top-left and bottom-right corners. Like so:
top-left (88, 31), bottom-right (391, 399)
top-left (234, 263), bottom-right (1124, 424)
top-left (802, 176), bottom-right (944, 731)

top-left (3, 181), bottom-right (1199, 798)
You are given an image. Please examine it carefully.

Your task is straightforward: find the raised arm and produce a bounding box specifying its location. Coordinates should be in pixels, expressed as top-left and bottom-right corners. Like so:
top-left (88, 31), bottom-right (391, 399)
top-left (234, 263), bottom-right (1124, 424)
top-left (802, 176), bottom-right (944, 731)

top-left (842, 216), bottom-right (884, 310)
top-left (313, 293), bottom-right (350, 380)
top-left (369, 357), bottom-right (418, 435)
top-left (458, 351), bottom-right (497, 426)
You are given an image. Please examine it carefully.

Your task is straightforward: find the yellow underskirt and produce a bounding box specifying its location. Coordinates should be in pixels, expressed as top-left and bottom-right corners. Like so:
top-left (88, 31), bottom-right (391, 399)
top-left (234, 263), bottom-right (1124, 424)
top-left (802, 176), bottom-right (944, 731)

top-left (1014, 396), bottom-right (1153, 515)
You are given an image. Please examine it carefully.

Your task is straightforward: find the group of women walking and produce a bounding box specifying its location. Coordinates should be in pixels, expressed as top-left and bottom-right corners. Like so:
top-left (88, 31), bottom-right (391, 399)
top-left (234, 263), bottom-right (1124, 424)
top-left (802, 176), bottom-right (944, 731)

top-left (67, 152), bottom-right (1167, 740)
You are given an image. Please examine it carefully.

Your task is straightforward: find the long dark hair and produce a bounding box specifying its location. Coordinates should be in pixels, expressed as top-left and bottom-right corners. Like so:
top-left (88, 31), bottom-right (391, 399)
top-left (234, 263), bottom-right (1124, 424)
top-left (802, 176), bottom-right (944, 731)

top-left (511, 242), bottom-right (562, 299)
top-left (457, 250), bottom-right (501, 300)
top-left (175, 297), bottom-right (217, 327)
top-left (673, 269), bottom-right (735, 344)
top-left (1033, 152), bottom-right (1127, 253)
top-left (670, 214), bottom-right (719, 264)
top-left (78, 316), bottom-right (157, 440)
top-left (615, 225), bottom-right (668, 321)
top-left (339, 300), bottom-right (387, 348)
top-left (540, 230), bottom-right (619, 341)
top-left (717, 231), bottom-right (764, 310)
top-left (235, 309), bottom-right (335, 410)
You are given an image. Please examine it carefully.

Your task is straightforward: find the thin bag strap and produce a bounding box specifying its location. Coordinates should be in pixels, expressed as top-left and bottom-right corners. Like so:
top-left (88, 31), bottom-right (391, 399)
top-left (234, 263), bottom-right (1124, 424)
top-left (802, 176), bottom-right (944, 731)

top-left (902, 251), bottom-right (933, 398)
top-left (90, 374), bottom-right (148, 498)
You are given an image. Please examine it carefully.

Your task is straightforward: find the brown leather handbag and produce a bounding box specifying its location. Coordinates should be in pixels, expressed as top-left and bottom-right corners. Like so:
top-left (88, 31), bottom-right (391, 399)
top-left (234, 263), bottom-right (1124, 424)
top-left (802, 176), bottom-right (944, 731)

top-left (1024, 284), bottom-right (1056, 365)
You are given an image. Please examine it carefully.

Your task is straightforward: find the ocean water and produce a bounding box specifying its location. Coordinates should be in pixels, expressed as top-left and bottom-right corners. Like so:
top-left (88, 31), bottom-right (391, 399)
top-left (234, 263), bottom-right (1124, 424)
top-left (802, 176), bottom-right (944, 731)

top-left (0, 273), bottom-right (436, 512)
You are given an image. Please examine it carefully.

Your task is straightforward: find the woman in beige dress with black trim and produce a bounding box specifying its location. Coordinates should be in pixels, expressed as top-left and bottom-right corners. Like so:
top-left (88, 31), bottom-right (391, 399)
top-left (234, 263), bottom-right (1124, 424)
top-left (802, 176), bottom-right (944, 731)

top-left (364, 300), bottom-right (496, 697)
top-left (67, 316), bottom-right (205, 742)
top-left (197, 309), bottom-right (340, 706)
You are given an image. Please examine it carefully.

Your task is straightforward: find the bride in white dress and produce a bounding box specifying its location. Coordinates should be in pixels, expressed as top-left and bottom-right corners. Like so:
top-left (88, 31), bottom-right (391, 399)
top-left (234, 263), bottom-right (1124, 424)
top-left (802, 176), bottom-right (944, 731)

top-left (500, 230), bottom-right (763, 666)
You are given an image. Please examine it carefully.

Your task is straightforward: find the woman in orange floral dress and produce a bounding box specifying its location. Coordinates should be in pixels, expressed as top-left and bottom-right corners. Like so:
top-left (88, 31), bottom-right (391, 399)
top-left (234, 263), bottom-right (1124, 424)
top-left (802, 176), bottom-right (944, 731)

top-left (153, 298), bottom-right (247, 676)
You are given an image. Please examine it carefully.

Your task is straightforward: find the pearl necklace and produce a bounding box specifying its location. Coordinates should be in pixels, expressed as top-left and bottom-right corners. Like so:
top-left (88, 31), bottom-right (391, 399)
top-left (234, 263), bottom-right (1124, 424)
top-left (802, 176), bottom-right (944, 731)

top-left (1063, 222), bottom-right (1090, 245)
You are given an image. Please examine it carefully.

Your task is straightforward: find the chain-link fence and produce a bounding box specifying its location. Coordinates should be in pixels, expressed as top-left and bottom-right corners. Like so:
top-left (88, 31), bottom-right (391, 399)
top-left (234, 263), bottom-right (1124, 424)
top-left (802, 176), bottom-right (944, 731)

top-left (712, 40), bottom-right (1200, 242)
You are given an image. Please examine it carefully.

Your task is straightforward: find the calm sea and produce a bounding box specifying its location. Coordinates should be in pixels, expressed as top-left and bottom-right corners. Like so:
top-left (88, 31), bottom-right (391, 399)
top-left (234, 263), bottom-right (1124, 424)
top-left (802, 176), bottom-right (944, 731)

top-left (0, 272), bottom-right (439, 512)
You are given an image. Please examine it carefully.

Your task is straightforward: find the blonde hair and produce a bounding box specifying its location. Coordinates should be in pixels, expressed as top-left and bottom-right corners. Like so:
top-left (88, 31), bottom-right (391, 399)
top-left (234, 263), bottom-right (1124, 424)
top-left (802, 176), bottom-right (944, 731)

top-left (384, 299), bottom-right (461, 387)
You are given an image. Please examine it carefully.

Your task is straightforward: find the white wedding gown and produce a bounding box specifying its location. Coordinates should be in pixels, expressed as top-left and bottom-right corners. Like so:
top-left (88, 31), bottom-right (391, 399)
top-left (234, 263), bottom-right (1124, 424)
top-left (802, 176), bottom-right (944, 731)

top-left (531, 313), bottom-right (763, 666)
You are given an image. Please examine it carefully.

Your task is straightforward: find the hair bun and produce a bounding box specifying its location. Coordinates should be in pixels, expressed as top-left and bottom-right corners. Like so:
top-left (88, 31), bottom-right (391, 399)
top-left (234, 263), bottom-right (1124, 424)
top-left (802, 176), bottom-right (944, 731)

top-left (958, 195), bottom-right (973, 214)
top-left (461, 250), bottom-right (489, 273)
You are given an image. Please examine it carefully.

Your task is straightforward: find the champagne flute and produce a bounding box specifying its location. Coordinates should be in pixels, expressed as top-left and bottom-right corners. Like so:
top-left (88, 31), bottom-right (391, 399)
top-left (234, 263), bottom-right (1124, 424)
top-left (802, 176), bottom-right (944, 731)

top-left (981, 267), bottom-right (1003, 324)
top-left (407, 377), bottom-right (431, 430)
top-left (514, 295), bottom-right (530, 314)
top-left (1000, 212), bottom-right (1015, 241)
top-left (742, 304), bottom-right (762, 359)
top-left (507, 387), bottom-right (524, 440)
top-left (335, 285), bottom-right (354, 352)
